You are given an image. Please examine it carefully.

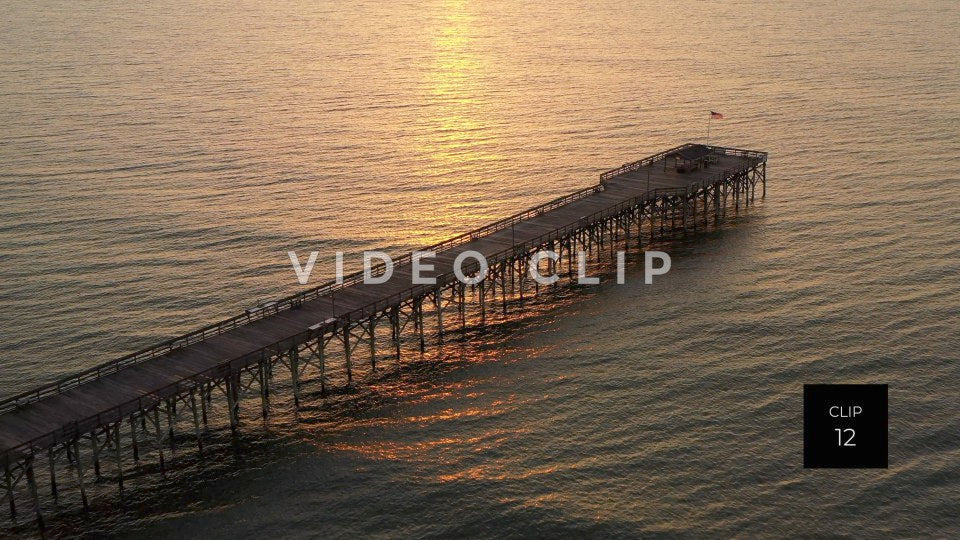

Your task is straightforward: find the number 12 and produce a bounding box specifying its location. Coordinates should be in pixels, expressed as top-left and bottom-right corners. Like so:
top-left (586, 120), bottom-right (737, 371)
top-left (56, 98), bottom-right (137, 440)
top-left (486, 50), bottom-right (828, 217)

top-left (835, 428), bottom-right (856, 446)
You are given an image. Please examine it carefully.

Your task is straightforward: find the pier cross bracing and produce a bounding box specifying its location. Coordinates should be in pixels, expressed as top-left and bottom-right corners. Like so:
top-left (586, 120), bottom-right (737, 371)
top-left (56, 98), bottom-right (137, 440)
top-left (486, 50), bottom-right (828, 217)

top-left (0, 143), bottom-right (766, 529)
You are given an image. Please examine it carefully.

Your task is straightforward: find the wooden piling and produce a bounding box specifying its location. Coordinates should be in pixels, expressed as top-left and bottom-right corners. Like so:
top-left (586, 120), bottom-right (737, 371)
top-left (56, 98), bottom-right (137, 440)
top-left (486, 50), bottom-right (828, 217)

top-left (368, 319), bottom-right (377, 370)
top-left (47, 447), bottom-right (57, 499)
top-left (343, 326), bottom-right (352, 383)
top-left (4, 461), bottom-right (14, 518)
top-left (24, 457), bottom-right (43, 534)
top-left (129, 416), bottom-right (139, 463)
top-left (70, 440), bottom-right (89, 512)
top-left (151, 409), bottom-right (166, 475)
top-left (89, 431), bottom-right (101, 480)
top-left (112, 424), bottom-right (123, 493)
top-left (289, 348), bottom-right (301, 408)
top-left (190, 390), bottom-right (203, 452)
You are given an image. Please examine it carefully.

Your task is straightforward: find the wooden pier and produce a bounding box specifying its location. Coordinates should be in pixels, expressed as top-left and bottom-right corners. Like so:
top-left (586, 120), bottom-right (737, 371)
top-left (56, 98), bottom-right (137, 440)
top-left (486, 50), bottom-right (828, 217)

top-left (0, 143), bottom-right (767, 531)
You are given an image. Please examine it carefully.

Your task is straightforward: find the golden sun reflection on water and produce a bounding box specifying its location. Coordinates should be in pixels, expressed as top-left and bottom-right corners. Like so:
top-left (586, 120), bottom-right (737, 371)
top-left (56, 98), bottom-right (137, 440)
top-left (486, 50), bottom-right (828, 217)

top-left (380, 0), bottom-right (516, 247)
top-left (414, 0), bottom-right (505, 176)
top-left (291, 325), bottom-right (567, 470)
top-left (316, 428), bottom-right (526, 462)
top-left (439, 462), bottom-right (569, 483)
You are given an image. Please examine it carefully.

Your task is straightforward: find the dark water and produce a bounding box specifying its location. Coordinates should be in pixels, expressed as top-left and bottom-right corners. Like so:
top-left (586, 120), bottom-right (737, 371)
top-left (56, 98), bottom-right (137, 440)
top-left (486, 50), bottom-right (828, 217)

top-left (1, 0), bottom-right (959, 537)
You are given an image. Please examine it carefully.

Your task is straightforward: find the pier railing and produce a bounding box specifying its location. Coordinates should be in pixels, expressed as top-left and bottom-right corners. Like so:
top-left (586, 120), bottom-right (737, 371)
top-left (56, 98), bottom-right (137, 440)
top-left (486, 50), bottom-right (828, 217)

top-left (0, 144), bottom-right (768, 461)
top-left (600, 143), bottom-right (690, 182)
top-left (0, 184), bottom-right (694, 461)
top-left (0, 182), bottom-right (605, 414)
top-left (599, 144), bottom-right (767, 182)
top-left (0, 144), bottom-right (767, 417)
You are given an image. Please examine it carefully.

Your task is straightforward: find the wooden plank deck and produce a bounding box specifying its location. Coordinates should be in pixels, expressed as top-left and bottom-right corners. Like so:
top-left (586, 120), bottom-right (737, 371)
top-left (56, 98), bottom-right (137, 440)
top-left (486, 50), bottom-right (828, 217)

top-left (0, 148), bottom-right (759, 457)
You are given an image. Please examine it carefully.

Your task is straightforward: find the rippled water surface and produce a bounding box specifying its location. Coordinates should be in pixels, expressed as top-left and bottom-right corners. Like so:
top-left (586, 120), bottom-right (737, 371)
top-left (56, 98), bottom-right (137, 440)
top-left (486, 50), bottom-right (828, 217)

top-left (2, 0), bottom-right (959, 537)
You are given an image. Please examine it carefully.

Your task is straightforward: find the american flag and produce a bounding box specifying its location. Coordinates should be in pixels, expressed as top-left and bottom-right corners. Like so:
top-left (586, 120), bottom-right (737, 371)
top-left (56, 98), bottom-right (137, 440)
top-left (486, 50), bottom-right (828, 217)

top-left (710, 111), bottom-right (724, 119)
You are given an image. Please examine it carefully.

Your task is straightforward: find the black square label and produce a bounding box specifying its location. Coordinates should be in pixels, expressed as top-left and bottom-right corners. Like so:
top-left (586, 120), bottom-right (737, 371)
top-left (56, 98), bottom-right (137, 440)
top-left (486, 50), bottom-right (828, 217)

top-left (803, 384), bottom-right (888, 468)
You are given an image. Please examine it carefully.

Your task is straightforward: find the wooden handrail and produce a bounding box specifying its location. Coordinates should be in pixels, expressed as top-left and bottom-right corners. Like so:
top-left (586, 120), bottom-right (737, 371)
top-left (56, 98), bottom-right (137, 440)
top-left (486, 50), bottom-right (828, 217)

top-left (1, 183), bottom-right (705, 461)
top-left (0, 182), bottom-right (603, 413)
top-left (0, 144), bottom-right (767, 418)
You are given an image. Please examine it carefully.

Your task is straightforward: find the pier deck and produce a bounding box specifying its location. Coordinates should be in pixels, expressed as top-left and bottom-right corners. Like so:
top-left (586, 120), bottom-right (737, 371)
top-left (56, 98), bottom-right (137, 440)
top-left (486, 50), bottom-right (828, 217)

top-left (0, 143), bottom-right (766, 526)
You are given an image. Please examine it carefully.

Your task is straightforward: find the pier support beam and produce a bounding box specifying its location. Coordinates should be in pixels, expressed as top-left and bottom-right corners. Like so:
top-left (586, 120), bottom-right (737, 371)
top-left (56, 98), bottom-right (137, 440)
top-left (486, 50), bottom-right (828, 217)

top-left (129, 416), bottom-right (140, 463)
top-left (368, 319), bottom-right (377, 370)
top-left (47, 447), bottom-right (57, 499)
top-left (319, 337), bottom-right (327, 396)
top-left (25, 457), bottom-right (43, 533)
top-left (69, 440), bottom-right (89, 512)
top-left (478, 281), bottom-right (486, 325)
top-left (166, 400), bottom-right (176, 453)
top-left (458, 284), bottom-right (467, 330)
top-left (343, 326), bottom-right (353, 383)
top-left (226, 371), bottom-right (239, 433)
top-left (416, 299), bottom-right (426, 351)
top-left (152, 409), bottom-right (166, 475)
top-left (113, 423), bottom-right (124, 492)
top-left (259, 356), bottom-right (270, 418)
top-left (190, 390), bottom-right (203, 453)
top-left (434, 291), bottom-right (444, 339)
top-left (762, 162), bottom-right (767, 198)
top-left (4, 462), bottom-right (15, 518)
top-left (90, 431), bottom-right (101, 480)
top-left (289, 348), bottom-right (301, 408)
top-left (390, 307), bottom-right (401, 360)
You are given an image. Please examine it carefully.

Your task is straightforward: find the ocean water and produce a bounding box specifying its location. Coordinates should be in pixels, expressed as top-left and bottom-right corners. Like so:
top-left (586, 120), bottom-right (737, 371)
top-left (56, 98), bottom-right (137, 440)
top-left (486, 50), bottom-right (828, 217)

top-left (1, 0), bottom-right (959, 537)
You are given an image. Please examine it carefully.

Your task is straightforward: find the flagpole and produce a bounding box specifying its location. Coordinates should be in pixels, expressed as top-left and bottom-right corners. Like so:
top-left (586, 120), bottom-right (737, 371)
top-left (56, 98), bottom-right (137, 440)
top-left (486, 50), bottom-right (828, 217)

top-left (707, 112), bottom-right (711, 141)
